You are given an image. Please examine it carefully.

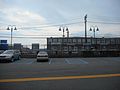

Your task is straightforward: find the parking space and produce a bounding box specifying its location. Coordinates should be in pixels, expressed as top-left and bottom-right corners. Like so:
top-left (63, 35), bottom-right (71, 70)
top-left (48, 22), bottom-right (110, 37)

top-left (49, 58), bottom-right (67, 64)
top-left (0, 57), bottom-right (120, 90)
top-left (1, 57), bottom-right (119, 65)
top-left (10, 58), bottom-right (36, 64)
top-left (81, 57), bottom-right (120, 65)
top-left (65, 58), bottom-right (88, 64)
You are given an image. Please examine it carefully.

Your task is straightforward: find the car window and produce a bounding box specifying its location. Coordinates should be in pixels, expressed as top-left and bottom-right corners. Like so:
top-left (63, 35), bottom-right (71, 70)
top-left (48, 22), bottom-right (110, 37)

top-left (3, 50), bottom-right (14, 54)
top-left (38, 52), bottom-right (47, 54)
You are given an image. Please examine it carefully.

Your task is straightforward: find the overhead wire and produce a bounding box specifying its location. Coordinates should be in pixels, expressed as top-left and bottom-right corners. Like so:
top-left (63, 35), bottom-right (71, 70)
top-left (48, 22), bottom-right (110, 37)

top-left (0, 15), bottom-right (120, 31)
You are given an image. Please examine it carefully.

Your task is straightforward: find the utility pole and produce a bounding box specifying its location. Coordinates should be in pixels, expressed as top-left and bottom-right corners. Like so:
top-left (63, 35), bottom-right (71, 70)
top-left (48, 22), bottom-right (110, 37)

top-left (89, 26), bottom-right (99, 38)
top-left (7, 25), bottom-right (17, 49)
top-left (84, 14), bottom-right (87, 43)
top-left (67, 30), bottom-right (69, 38)
top-left (59, 26), bottom-right (69, 38)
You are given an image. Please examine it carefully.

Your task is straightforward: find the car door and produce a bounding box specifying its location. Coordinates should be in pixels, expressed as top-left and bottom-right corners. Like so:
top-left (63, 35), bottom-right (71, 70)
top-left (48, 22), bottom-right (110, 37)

top-left (13, 51), bottom-right (17, 59)
top-left (15, 50), bottom-right (20, 60)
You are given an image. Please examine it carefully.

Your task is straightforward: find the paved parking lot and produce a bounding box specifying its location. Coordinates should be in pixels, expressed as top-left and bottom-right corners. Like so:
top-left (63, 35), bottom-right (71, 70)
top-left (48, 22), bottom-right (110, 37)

top-left (0, 57), bottom-right (120, 90)
top-left (5, 57), bottom-right (120, 65)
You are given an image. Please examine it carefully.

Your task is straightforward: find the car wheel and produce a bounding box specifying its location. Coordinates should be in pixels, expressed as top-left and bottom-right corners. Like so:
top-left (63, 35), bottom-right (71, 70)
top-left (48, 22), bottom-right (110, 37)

top-left (11, 57), bottom-right (14, 62)
top-left (37, 59), bottom-right (40, 62)
top-left (18, 56), bottom-right (21, 60)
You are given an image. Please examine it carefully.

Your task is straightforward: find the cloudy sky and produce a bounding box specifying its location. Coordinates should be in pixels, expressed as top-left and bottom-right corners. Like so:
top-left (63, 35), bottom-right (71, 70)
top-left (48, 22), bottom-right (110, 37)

top-left (0, 0), bottom-right (120, 47)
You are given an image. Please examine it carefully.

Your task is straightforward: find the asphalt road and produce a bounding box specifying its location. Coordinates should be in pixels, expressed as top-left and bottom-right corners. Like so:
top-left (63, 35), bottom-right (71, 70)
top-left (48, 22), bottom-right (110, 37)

top-left (0, 57), bottom-right (120, 90)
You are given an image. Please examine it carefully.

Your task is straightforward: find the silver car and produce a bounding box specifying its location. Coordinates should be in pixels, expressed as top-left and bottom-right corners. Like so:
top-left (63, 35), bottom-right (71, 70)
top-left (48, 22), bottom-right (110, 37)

top-left (37, 51), bottom-right (49, 62)
top-left (0, 50), bottom-right (21, 62)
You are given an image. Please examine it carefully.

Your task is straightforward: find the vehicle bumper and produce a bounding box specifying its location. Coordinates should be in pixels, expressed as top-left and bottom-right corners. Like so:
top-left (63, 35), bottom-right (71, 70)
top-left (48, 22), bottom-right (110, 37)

top-left (0, 58), bottom-right (12, 62)
top-left (37, 57), bottom-right (49, 61)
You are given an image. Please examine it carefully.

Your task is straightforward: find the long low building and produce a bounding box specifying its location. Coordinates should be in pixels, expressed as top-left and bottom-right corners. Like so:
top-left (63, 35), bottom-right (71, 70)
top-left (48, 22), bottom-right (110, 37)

top-left (47, 37), bottom-right (120, 57)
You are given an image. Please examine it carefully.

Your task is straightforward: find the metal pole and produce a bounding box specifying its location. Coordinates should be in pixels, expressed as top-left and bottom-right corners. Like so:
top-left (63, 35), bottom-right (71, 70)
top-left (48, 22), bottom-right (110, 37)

top-left (93, 28), bottom-right (95, 38)
top-left (84, 14), bottom-right (87, 43)
top-left (7, 25), bottom-right (17, 49)
top-left (11, 28), bottom-right (13, 49)
top-left (59, 26), bottom-right (69, 38)
top-left (67, 31), bottom-right (69, 38)
top-left (63, 28), bottom-right (65, 38)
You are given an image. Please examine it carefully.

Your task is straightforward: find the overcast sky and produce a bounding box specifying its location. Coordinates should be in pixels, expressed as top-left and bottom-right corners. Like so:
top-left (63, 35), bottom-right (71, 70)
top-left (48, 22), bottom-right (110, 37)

top-left (0, 0), bottom-right (120, 47)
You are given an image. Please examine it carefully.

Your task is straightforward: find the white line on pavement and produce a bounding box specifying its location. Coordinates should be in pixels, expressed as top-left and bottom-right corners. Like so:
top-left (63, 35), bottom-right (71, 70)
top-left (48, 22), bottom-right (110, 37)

top-left (79, 59), bottom-right (88, 64)
top-left (27, 61), bottom-right (35, 64)
top-left (49, 59), bottom-right (52, 64)
top-left (65, 59), bottom-right (71, 64)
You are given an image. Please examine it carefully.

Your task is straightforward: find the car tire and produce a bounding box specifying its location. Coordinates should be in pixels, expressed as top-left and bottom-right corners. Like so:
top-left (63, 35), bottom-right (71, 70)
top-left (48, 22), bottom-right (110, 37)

top-left (18, 56), bottom-right (21, 60)
top-left (37, 59), bottom-right (40, 62)
top-left (10, 57), bottom-right (14, 62)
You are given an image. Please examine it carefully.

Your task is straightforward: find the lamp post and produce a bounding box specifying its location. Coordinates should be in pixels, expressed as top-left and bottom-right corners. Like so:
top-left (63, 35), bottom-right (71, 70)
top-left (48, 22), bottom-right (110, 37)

top-left (59, 26), bottom-right (69, 38)
top-left (7, 25), bottom-right (17, 49)
top-left (89, 25), bottom-right (99, 38)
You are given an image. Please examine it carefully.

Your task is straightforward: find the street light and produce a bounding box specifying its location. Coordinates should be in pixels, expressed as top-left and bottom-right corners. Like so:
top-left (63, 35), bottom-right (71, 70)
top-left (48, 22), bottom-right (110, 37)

top-left (89, 25), bottom-right (99, 38)
top-left (59, 26), bottom-right (69, 38)
top-left (7, 25), bottom-right (17, 49)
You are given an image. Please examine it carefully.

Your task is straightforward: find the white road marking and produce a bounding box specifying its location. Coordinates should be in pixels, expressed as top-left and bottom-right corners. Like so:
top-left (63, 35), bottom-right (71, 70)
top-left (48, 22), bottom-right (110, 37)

top-left (27, 61), bottom-right (35, 64)
top-left (79, 59), bottom-right (88, 64)
top-left (65, 59), bottom-right (71, 64)
top-left (49, 59), bottom-right (52, 64)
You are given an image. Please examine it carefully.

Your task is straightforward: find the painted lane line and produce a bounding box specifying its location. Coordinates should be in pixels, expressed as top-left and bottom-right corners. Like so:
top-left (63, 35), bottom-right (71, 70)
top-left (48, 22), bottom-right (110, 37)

top-left (49, 59), bottom-right (52, 64)
top-left (0, 73), bottom-right (120, 83)
top-left (27, 61), bottom-right (35, 64)
top-left (65, 59), bottom-right (71, 64)
top-left (79, 59), bottom-right (88, 64)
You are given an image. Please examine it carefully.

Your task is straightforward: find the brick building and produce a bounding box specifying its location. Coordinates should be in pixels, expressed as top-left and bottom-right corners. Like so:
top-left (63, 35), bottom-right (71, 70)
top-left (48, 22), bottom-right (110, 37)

top-left (47, 37), bottom-right (120, 57)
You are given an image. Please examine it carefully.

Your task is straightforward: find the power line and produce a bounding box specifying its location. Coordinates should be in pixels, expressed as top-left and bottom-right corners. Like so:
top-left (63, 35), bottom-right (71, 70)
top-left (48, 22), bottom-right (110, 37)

top-left (0, 15), bottom-right (120, 31)
top-left (88, 21), bottom-right (120, 24)
top-left (18, 21), bottom-right (83, 30)
top-left (0, 35), bottom-right (59, 39)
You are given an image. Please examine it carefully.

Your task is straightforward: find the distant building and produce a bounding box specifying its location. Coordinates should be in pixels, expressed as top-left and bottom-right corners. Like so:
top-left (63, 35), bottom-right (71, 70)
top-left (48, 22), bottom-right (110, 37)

top-left (0, 40), bottom-right (7, 43)
top-left (47, 37), bottom-right (120, 57)
top-left (32, 43), bottom-right (39, 54)
top-left (0, 40), bottom-right (8, 50)
top-left (32, 43), bottom-right (39, 50)
top-left (14, 43), bottom-right (22, 50)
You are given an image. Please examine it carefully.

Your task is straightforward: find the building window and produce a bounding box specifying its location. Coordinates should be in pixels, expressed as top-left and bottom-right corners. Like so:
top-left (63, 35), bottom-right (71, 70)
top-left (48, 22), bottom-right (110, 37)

top-left (87, 39), bottom-right (91, 43)
top-left (111, 39), bottom-right (115, 44)
top-left (73, 46), bottom-right (78, 52)
top-left (63, 39), bottom-right (67, 43)
top-left (52, 46), bottom-right (57, 50)
top-left (96, 39), bottom-right (100, 44)
top-left (105, 39), bottom-right (110, 44)
top-left (68, 39), bottom-right (72, 43)
top-left (73, 39), bottom-right (77, 43)
top-left (78, 39), bottom-right (82, 44)
top-left (58, 39), bottom-right (62, 43)
top-left (82, 39), bottom-right (85, 43)
top-left (63, 46), bottom-right (68, 51)
top-left (48, 38), bottom-right (52, 43)
top-left (68, 46), bottom-right (72, 51)
top-left (101, 38), bottom-right (105, 43)
top-left (116, 38), bottom-right (120, 44)
top-left (53, 39), bottom-right (57, 43)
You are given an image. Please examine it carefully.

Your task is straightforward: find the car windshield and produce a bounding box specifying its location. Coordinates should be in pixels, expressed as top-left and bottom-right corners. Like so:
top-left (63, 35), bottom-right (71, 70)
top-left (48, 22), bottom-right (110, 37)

top-left (3, 50), bottom-right (14, 54)
top-left (38, 52), bottom-right (47, 54)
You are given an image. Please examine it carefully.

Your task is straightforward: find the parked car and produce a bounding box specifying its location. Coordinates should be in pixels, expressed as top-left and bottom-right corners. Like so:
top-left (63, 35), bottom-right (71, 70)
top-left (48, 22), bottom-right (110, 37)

top-left (37, 51), bottom-right (49, 62)
top-left (0, 50), bottom-right (21, 62)
top-left (0, 50), bottom-right (4, 54)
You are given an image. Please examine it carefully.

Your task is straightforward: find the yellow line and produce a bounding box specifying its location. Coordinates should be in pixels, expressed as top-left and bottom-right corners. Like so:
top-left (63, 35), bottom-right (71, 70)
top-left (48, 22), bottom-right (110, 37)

top-left (0, 73), bottom-right (120, 83)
